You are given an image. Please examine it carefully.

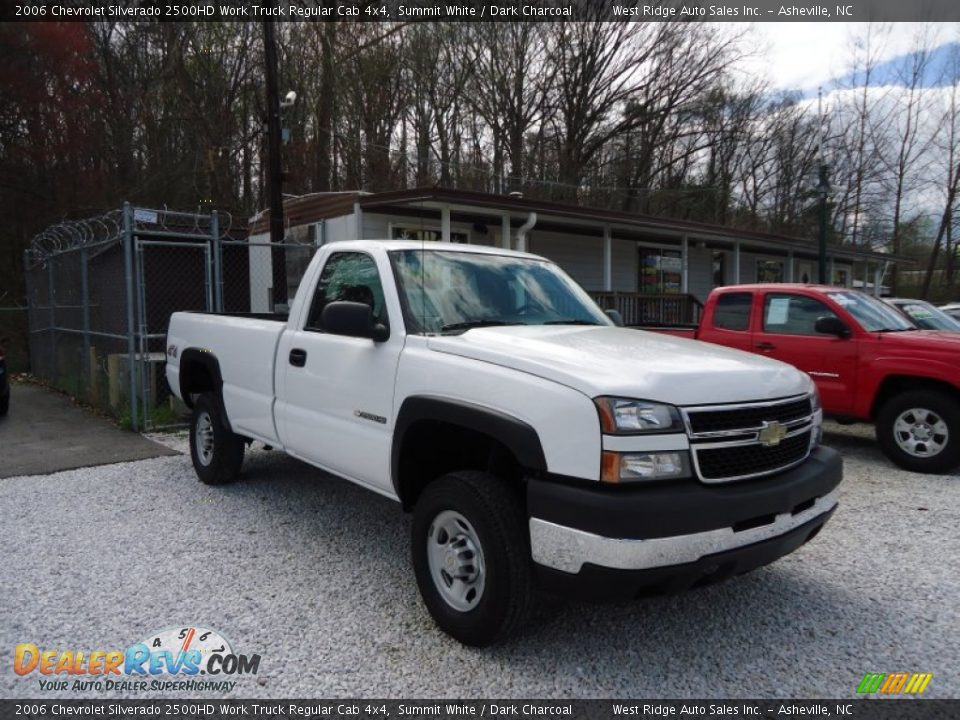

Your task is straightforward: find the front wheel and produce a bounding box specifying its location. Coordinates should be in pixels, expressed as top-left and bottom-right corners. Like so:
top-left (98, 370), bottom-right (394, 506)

top-left (189, 393), bottom-right (245, 484)
top-left (411, 471), bottom-right (534, 646)
top-left (876, 390), bottom-right (960, 473)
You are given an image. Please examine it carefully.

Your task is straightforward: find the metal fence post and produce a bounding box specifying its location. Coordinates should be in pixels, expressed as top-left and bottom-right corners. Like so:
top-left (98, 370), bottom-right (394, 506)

top-left (24, 249), bottom-right (35, 373)
top-left (123, 202), bottom-right (139, 432)
top-left (48, 257), bottom-right (56, 380)
top-left (80, 247), bottom-right (91, 395)
top-left (212, 210), bottom-right (223, 312)
top-left (136, 228), bottom-right (150, 431)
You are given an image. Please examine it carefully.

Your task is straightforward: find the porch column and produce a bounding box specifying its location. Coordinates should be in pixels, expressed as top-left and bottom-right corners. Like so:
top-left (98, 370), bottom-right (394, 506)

top-left (787, 251), bottom-right (794, 282)
top-left (603, 226), bottom-right (613, 292)
top-left (829, 256), bottom-right (835, 285)
top-left (681, 234), bottom-right (689, 294)
top-left (733, 241), bottom-right (741, 284)
top-left (501, 215), bottom-right (511, 249)
top-left (873, 264), bottom-right (883, 297)
top-left (864, 262), bottom-right (870, 292)
top-left (441, 206), bottom-right (451, 242)
top-left (353, 202), bottom-right (363, 239)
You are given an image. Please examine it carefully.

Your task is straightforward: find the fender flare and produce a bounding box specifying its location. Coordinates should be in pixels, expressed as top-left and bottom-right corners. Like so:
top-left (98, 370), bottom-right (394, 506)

top-left (391, 396), bottom-right (548, 497)
top-left (177, 348), bottom-right (224, 409)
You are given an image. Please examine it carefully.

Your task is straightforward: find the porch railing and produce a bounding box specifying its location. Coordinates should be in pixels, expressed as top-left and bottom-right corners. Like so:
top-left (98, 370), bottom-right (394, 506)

top-left (589, 292), bottom-right (704, 327)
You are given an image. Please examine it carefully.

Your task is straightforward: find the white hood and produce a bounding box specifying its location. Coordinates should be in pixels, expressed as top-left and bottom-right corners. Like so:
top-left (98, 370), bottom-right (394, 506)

top-left (427, 326), bottom-right (811, 406)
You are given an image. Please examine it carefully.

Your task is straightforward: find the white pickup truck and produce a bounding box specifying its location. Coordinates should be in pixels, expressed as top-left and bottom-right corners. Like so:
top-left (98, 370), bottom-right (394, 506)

top-left (166, 240), bottom-right (842, 646)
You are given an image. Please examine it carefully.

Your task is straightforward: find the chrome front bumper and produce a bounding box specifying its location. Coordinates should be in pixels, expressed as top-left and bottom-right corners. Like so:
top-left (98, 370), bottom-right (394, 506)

top-left (529, 489), bottom-right (839, 575)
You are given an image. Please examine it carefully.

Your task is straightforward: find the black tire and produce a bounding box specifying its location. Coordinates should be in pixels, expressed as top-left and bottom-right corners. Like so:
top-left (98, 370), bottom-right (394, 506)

top-left (189, 393), bottom-right (244, 484)
top-left (0, 391), bottom-right (8, 417)
top-left (876, 389), bottom-right (960, 473)
top-left (411, 470), bottom-right (534, 647)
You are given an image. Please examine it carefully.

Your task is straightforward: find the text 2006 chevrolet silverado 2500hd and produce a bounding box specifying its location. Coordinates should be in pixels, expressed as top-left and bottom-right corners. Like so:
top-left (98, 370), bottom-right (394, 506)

top-left (166, 241), bottom-right (841, 646)
top-left (647, 284), bottom-right (960, 474)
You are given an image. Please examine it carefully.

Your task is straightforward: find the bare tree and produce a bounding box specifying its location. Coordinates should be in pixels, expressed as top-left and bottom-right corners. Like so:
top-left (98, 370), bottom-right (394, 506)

top-left (465, 22), bottom-right (554, 193)
top-left (922, 44), bottom-right (960, 297)
top-left (875, 25), bottom-right (937, 292)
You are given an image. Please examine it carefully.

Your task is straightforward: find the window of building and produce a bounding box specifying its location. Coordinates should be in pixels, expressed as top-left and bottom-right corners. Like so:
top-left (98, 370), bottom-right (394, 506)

top-left (639, 248), bottom-right (682, 295)
top-left (391, 225), bottom-right (469, 244)
top-left (714, 292), bottom-right (753, 331)
top-left (756, 259), bottom-right (785, 283)
top-left (712, 251), bottom-right (725, 288)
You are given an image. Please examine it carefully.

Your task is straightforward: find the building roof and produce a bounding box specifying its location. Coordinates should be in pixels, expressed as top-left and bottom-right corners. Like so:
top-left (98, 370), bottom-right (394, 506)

top-left (249, 187), bottom-right (911, 266)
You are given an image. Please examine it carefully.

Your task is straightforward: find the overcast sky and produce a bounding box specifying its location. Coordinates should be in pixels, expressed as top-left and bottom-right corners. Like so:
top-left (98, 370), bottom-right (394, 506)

top-left (736, 22), bottom-right (960, 94)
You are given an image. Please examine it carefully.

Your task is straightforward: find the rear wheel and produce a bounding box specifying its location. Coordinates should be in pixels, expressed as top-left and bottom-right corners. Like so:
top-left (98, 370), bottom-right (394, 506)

top-left (411, 470), bottom-right (534, 646)
top-left (877, 390), bottom-right (960, 473)
top-left (0, 391), bottom-right (8, 416)
top-left (189, 393), bottom-right (244, 484)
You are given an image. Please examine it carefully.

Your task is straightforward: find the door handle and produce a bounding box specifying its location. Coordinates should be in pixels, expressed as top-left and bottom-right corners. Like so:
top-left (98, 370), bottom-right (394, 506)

top-left (756, 342), bottom-right (776, 351)
top-left (289, 348), bottom-right (307, 367)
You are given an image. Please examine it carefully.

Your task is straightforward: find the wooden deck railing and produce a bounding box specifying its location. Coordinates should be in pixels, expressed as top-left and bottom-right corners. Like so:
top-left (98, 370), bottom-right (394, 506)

top-left (589, 292), bottom-right (704, 326)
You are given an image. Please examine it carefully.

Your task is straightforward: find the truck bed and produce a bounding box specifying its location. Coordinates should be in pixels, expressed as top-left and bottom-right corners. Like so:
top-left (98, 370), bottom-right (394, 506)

top-left (167, 311), bottom-right (287, 445)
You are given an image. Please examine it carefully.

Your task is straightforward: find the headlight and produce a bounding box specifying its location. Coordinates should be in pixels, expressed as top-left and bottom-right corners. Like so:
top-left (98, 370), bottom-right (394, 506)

top-left (810, 386), bottom-right (823, 449)
top-left (601, 451), bottom-right (691, 483)
top-left (594, 397), bottom-right (683, 434)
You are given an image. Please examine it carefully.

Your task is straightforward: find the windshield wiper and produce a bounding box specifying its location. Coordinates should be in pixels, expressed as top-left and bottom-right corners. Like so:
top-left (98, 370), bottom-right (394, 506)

top-left (440, 320), bottom-right (526, 334)
top-left (876, 327), bottom-right (916, 332)
top-left (543, 319), bottom-right (604, 325)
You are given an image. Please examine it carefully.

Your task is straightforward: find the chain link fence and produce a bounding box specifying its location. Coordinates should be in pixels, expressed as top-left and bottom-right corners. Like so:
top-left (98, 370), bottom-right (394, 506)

top-left (24, 203), bottom-right (315, 432)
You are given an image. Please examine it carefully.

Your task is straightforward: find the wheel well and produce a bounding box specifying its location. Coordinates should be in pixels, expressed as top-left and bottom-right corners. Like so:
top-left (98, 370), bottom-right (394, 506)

top-left (871, 376), bottom-right (960, 418)
top-left (395, 420), bottom-right (525, 510)
top-left (179, 359), bottom-right (217, 408)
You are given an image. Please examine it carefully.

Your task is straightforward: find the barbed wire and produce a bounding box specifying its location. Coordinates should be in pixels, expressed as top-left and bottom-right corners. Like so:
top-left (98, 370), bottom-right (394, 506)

top-left (28, 205), bottom-right (239, 267)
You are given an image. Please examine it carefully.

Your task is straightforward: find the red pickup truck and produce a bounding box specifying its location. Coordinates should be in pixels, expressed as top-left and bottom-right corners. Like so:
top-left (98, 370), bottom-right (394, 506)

top-left (648, 284), bottom-right (960, 474)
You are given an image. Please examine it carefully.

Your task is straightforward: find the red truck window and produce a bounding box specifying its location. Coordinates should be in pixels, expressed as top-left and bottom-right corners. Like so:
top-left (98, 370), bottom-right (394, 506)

top-left (763, 294), bottom-right (839, 335)
top-left (714, 292), bottom-right (752, 331)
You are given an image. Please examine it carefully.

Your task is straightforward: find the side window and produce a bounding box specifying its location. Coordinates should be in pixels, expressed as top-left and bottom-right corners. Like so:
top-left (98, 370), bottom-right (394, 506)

top-left (713, 292), bottom-right (752, 331)
top-left (763, 294), bottom-right (838, 335)
top-left (305, 252), bottom-right (387, 331)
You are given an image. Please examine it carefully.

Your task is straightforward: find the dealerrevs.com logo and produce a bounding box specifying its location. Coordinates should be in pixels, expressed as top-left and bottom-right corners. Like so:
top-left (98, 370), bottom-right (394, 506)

top-left (856, 672), bottom-right (933, 695)
top-left (14, 626), bottom-right (261, 693)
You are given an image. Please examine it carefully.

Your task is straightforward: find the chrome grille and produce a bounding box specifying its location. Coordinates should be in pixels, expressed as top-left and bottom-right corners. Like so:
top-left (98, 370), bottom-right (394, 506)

top-left (687, 397), bottom-right (812, 434)
top-left (682, 395), bottom-right (816, 483)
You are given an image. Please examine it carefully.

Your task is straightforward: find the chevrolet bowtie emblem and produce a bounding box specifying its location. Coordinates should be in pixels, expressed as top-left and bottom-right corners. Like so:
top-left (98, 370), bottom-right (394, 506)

top-left (759, 420), bottom-right (787, 447)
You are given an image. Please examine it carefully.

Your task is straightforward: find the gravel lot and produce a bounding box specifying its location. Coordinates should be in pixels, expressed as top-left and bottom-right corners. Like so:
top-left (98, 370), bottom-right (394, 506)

top-left (1, 421), bottom-right (957, 699)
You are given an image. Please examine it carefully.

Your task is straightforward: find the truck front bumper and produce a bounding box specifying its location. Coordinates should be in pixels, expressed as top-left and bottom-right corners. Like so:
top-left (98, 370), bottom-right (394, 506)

top-left (527, 446), bottom-right (841, 599)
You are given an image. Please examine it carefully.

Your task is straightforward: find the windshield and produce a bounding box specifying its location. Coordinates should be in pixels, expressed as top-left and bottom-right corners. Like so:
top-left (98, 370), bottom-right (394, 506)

top-left (389, 249), bottom-right (611, 334)
top-left (891, 300), bottom-right (960, 331)
top-left (826, 291), bottom-right (914, 332)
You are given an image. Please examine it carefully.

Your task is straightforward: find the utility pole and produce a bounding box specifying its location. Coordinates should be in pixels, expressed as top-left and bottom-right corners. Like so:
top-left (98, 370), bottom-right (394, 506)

top-left (817, 88), bottom-right (830, 284)
top-left (263, 19), bottom-right (287, 307)
top-left (818, 164), bottom-right (830, 284)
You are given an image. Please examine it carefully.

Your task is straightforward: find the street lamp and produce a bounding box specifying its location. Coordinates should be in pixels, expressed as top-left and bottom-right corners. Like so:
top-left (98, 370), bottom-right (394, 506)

top-left (817, 164), bottom-right (831, 284)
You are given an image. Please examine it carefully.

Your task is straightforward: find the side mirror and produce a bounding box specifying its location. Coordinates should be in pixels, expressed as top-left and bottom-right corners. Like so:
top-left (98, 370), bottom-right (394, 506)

top-left (321, 301), bottom-right (389, 342)
top-left (815, 315), bottom-right (850, 338)
top-left (605, 309), bottom-right (625, 327)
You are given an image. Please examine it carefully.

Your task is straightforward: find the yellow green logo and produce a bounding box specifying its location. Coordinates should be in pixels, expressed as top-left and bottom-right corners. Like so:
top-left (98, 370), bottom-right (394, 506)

top-left (857, 672), bottom-right (932, 695)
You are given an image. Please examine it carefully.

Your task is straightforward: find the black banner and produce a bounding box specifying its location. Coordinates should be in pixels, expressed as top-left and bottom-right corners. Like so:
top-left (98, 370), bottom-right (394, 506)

top-left (4, 0), bottom-right (960, 24)
top-left (1, 700), bottom-right (958, 720)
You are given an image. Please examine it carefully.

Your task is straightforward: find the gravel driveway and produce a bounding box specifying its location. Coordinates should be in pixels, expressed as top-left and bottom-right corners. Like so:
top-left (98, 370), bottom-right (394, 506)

top-left (1, 422), bottom-right (957, 699)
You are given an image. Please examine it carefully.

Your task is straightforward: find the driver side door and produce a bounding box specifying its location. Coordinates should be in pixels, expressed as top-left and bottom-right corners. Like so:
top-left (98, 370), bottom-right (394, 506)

top-left (276, 250), bottom-right (404, 495)
top-left (755, 292), bottom-right (858, 414)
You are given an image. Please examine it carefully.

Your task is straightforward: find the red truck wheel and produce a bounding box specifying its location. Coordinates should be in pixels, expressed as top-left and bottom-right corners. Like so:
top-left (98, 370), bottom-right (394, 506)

top-left (877, 390), bottom-right (960, 473)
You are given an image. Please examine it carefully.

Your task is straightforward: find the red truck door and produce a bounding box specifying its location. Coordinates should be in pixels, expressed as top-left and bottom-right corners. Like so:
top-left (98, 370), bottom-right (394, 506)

top-left (698, 290), bottom-right (755, 351)
top-left (753, 291), bottom-right (857, 414)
